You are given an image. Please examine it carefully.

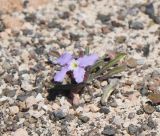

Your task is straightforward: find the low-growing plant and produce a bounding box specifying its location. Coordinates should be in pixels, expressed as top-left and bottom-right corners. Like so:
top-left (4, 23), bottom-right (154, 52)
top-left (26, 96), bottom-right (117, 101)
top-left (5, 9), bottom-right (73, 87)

top-left (48, 47), bottom-right (127, 105)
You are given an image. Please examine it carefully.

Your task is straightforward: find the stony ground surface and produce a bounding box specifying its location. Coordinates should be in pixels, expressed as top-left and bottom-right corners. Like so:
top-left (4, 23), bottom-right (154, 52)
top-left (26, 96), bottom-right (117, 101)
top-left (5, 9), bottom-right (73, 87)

top-left (0, 0), bottom-right (160, 136)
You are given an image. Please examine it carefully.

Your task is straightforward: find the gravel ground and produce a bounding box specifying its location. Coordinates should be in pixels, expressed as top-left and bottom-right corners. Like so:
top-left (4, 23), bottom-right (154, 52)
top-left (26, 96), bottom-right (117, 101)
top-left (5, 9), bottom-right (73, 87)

top-left (0, 0), bottom-right (160, 136)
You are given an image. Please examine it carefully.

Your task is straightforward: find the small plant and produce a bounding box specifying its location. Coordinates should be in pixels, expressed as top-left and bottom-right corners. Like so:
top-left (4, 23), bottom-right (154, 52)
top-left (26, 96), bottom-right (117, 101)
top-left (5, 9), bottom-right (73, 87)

top-left (48, 47), bottom-right (126, 105)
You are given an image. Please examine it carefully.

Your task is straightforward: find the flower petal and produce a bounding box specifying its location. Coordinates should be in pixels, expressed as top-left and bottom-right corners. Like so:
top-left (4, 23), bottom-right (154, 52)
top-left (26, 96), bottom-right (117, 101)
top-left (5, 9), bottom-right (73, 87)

top-left (73, 67), bottom-right (85, 83)
top-left (57, 53), bottom-right (72, 65)
top-left (77, 54), bottom-right (98, 67)
top-left (54, 66), bottom-right (69, 82)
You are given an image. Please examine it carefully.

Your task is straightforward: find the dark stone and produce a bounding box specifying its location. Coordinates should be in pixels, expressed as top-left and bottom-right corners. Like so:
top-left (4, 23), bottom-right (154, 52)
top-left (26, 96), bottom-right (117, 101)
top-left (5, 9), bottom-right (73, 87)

top-left (136, 109), bottom-right (144, 115)
top-left (99, 106), bottom-right (110, 114)
top-left (17, 94), bottom-right (30, 101)
top-left (140, 86), bottom-right (148, 96)
top-left (47, 20), bottom-right (61, 29)
top-left (97, 13), bottom-right (111, 24)
top-left (127, 124), bottom-right (139, 135)
top-left (142, 44), bottom-right (150, 57)
top-left (34, 46), bottom-right (45, 55)
top-left (70, 33), bottom-right (80, 41)
top-left (129, 21), bottom-right (144, 30)
top-left (128, 112), bottom-right (135, 119)
top-left (102, 125), bottom-right (116, 136)
top-left (109, 99), bottom-right (118, 108)
top-left (25, 13), bottom-right (37, 22)
top-left (22, 29), bottom-right (33, 36)
top-left (3, 89), bottom-right (16, 97)
top-left (145, 3), bottom-right (155, 18)
top-left (79, 115), bottom-right (90, 123)
top-left (33, 104), bottom-right (38, 110)
top-left (153, 16), bottom-right (160, 24)
top-left (59, 11), bottom-right (70, 19)
top-left (54, 110), bottom-right (66, 120)
top-left (0, 20), bottom-right (5, 32)
top-left (69, 4), bottom-right (76, 11)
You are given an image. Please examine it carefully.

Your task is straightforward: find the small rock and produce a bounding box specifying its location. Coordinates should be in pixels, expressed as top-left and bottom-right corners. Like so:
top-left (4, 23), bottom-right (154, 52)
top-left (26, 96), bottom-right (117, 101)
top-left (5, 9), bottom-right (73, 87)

top-left (21, 81), bottom-right (33, 91)
top-left (99, 106), bottom-right (110, 114)
top-left (97, 13), bottom-right (111, 24)
top-left (59, 11), bottom-right (70, 19)
top-left (101, 81), bottom-right (108, 87)
top-left (0, 20), bottom-right (5, 32)
top-left (29, 110), bottom-right (45, 118)
top-left (140, 86), bottom-right (148, 96)
top-left (17, 94), bottom-right (29, 101)
top-left (128, 112), bottom-right (135, 119)
top-left (89, 104), bottom-right (99, 112)
top-left (68, 4), bottom-right (76, 11)
top-left (136, 109), bottom-right (144, 115)
top-left (54, 110), bottom-right (66, 120)
top-left (127, 58), bottom-right (137, 68)
top-left (109, 99), bottom-right (117, 108)
top-left (115, 36), bottom-right (126, 44)
top-left (128, 7), bottom-right (139, 16)
top-left (3, 89), bottom-right (16, 97)
top-left (9, 106), bottom-right (19, 115)
top-left (145, 3), bottom-right (155, 18)
top-left (47, 20), bottom-right (61, 29)
top-left (13, 128), bottom-right (28, 136)
top-left (25, 96), bottom-right (37, 108)
top-left (142, 44), bottom-right (150, 57)
top-left (129, 21), bottom-right (144, 30)
top-left (79, 115), bottom-right (90, 123)
top-left (127, 124), bottom-right (139, 135)
top-left (102, 125), bottom-right (116, 136)
top-left (153, 16), bottom-right (160, 24)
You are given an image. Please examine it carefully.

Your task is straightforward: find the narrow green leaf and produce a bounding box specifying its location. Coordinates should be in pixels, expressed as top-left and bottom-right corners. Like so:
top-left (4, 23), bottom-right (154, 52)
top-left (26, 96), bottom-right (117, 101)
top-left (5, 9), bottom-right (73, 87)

top-left (98, 65), bottom-right (126, 81)
top-left (93, 53), bottom-right (126, 78)
top-left (101, 79), bottom-right (118, 105)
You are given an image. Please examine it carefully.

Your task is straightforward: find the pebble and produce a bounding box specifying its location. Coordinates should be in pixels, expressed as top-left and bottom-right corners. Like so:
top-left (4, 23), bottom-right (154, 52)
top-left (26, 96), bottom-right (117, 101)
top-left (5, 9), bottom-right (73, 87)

top-left (99, 106), bottom-right (110, 114)
top-left (115, 36), bottom-right (126, 44)
top-left (102, 125), bottom-right (116, 136)
top-left (0, 20), bottom-right (5, 32)
top-left (136, 109), bottom-right (144, 115)
top-left (54, 110), bottom-right (66, 120)
top-left (127, 124), bottom-right (139, 135)
top-left (3, 89), bottom-right (16, 97)
top-left (128, 112), bottom-right (135, 119)
top-left (109, 99), bottom-right (118, 108)
top-left (17, 94), bottom-right (30, 101)
top-left (9, 106), bottom-right (19, 115)
top-left (127, 58), bottom-right (138, 68)
top-left (68, 4), bottom-right (76, 11)
top-left (25, 96), bottom-right (37, 108)
top-left (129, 21), bottom-right (144, 30)
top-left (143, 103), bottom-right (155, 114)
top-left (79, 115), bottom-right (90, 123)
top-left (97, 13), bottom-right (111, 24)
top-left (13, 128), bottom-right (28, 136)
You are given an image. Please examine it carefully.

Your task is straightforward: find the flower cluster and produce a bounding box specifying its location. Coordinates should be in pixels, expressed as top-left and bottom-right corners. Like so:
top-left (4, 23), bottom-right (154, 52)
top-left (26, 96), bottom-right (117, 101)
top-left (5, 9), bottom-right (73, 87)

top-left (54, 53), bottom-right (98, 83)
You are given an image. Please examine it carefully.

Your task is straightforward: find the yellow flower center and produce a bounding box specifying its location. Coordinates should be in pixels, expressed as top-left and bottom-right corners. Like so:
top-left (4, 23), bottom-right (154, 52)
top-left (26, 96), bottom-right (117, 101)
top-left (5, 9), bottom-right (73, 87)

top-left (70, 60), bottom-right (78, 70)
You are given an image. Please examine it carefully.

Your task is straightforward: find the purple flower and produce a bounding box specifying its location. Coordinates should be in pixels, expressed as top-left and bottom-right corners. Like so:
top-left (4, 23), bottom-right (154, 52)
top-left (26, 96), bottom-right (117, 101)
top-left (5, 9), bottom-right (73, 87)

top-left (54, 53), bottom-right (98, 83)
